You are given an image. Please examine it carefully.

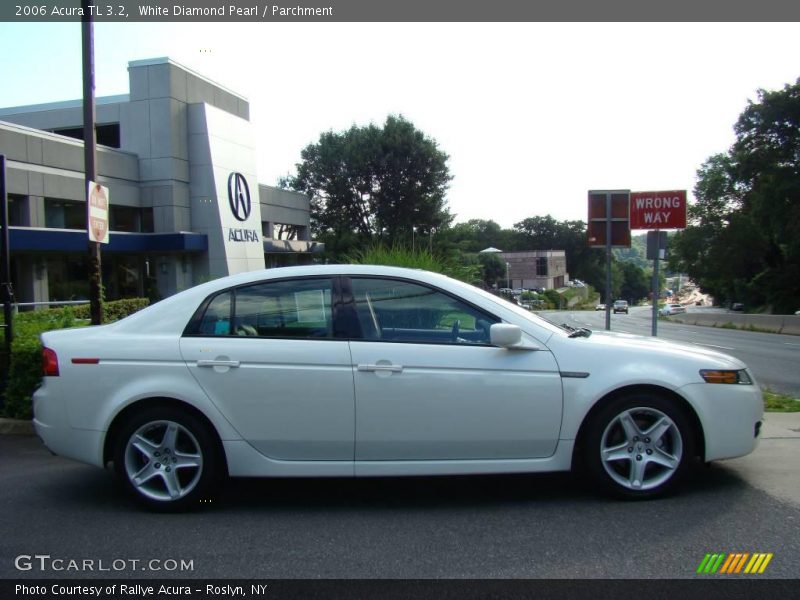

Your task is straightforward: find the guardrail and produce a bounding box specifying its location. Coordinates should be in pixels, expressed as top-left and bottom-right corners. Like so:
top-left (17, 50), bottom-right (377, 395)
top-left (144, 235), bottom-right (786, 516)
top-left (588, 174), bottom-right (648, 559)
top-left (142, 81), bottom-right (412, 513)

top-left (667, 312), bottom-right (800, 335)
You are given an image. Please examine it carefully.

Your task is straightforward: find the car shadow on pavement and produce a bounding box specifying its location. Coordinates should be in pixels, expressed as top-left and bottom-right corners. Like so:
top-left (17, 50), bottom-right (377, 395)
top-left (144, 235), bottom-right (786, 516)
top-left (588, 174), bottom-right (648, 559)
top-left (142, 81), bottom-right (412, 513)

top-left (207, 460), bottom-right (751, 513)
top-left (4, 436), bottom-right (755, 513)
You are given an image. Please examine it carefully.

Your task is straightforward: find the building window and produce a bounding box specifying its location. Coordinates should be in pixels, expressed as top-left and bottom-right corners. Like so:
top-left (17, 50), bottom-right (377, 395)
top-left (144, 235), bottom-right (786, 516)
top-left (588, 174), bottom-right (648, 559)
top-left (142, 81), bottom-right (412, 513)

top-left (536, 257), bottom-right (548, 277)
top-left (51, 123), bottom-right (121, 148)
top-left (141, 207), bottom-right (154, 233)
top-left (110, 205), bottom-right (141, 232)
top-left (102, 254), bottom-right (143, 299)
top-left (44, 198), bottom-right (86, 230)
top-left (274, 223), bottom-right (300, 240)
top-left (7, 194), bottom-right (27, 226)
top-left (46, 255), bottom-right (89, 301)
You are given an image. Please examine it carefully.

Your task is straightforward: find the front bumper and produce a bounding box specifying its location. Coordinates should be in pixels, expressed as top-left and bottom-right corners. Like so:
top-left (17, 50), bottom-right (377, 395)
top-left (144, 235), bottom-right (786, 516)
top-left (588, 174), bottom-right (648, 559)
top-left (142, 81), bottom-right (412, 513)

top-left (679, 380), bottom-right (764, 461)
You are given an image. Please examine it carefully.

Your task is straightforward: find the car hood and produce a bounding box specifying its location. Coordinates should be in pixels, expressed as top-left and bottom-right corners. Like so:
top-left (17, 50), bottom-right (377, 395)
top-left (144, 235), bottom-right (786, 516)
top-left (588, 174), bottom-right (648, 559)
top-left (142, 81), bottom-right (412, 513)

top-left (547, 329), bottom-right (746, 377)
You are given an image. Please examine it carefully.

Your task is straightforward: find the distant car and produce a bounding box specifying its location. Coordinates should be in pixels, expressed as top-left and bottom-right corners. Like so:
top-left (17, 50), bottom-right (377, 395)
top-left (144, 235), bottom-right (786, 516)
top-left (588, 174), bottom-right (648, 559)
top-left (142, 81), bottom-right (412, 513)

top-left (661, 303), bottom-right (686, 316)
top-left (612, 300), bottom-right (629, 314)
top-left (33, 265), bottom-right (763, 508)
top-left (595, 303), bottom-right (606, 311)
top-left (731, 303), bottom-right (745, 312)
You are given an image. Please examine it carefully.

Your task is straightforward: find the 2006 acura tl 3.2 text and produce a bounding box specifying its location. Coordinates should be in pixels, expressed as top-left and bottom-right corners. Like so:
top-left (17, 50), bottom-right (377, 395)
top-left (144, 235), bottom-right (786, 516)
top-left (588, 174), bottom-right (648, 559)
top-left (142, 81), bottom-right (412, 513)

top-left (33, 266), bottom-right (763, 510)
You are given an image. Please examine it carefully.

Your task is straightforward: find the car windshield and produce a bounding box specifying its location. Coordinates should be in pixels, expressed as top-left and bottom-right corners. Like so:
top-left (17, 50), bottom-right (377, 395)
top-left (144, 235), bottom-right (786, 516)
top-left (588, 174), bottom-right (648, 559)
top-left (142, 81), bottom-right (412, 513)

top-left (446, 280), bottom-right (568, 336)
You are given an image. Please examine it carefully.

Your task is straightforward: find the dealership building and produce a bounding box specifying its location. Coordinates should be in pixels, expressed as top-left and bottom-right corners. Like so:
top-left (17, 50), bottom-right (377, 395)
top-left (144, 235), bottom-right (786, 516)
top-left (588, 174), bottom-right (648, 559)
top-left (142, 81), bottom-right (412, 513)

top-left (0, 57), bottom-right (321, 305)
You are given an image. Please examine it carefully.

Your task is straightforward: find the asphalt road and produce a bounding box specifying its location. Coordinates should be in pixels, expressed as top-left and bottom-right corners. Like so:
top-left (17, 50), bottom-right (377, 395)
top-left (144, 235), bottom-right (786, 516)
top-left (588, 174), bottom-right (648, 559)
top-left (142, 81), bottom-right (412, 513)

top-left (545, 307), bottom-right (800, 398)
top-left (1, 434), bottom-right (798, 580)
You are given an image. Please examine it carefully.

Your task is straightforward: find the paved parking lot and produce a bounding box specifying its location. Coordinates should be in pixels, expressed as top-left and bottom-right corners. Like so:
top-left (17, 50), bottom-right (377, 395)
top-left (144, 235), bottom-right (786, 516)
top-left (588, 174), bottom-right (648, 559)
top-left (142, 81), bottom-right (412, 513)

top-left (1, 420), bottom-right (799, 580)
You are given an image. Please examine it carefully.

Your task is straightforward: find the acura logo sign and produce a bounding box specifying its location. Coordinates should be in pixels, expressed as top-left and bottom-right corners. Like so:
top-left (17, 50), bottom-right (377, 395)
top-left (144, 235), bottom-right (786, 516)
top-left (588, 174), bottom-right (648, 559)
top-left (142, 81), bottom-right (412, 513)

top-left (227, 172), bottom-right (251, 222)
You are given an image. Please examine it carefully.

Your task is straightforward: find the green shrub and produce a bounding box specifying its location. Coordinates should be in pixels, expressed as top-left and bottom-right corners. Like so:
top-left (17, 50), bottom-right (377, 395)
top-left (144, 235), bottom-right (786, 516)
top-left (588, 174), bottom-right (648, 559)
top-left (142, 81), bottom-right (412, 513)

top-left (3, 335), bottom-right (43, 419)
top-left (2, 308), bottom-right (80, 419)
top-left (71, 298), bottom-right (150, 322)
top-left (348, 243), bottom-right (481, 284)
top-left (1, 298), bottom-right (149, 419)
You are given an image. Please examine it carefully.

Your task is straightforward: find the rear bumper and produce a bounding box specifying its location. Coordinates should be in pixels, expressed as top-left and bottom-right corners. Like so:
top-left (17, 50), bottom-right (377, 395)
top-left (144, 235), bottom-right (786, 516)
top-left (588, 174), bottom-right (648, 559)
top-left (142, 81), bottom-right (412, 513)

top-left (33, 381), bottom-right (105, 468)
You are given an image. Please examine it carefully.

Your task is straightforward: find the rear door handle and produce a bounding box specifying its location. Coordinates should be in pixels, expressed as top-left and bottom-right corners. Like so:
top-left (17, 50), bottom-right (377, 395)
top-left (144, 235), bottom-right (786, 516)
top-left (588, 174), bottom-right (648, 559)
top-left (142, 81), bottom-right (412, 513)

top-left (357, 364), bottom-right (403, 373)
top-left (197, 359), bottom-right (241, 368)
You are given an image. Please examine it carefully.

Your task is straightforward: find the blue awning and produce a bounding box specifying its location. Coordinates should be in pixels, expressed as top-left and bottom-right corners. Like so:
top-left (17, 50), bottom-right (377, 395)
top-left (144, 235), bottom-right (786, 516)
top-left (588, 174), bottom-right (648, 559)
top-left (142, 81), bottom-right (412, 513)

top-left (10, 227), bottom-right (208, 253)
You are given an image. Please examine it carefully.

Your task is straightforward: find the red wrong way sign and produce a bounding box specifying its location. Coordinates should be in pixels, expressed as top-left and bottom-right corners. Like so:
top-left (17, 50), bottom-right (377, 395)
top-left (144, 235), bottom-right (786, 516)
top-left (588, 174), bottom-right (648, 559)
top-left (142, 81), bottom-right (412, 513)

top-left (630, 190), bottom-right (687, 230)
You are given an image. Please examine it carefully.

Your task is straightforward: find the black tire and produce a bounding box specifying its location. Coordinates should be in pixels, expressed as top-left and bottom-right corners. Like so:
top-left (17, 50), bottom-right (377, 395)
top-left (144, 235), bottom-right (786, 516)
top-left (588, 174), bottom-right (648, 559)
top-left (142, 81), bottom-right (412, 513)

top-left (582, 392), bottom-right (694, 499)
top-left (113, 406), bottom-right (225, 511)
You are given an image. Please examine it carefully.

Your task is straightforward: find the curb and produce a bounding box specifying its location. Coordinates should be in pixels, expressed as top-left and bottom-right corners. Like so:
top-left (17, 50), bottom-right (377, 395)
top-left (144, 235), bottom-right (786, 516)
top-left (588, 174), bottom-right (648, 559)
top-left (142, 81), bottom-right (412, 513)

top-left (0, 418), bottom-right (35, 436)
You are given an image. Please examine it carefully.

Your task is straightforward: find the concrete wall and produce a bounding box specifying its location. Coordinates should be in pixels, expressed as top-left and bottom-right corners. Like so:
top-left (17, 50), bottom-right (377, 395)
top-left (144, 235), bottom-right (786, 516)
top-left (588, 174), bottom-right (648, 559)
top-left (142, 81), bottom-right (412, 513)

top-left (0, 122), bottom-right (140, 207)
top-left (668, 312), bottom-right (800, 336)
top-left (259, 184), bottom-right (311, 240)
top-left (0, 95), bottom-right (127, 132)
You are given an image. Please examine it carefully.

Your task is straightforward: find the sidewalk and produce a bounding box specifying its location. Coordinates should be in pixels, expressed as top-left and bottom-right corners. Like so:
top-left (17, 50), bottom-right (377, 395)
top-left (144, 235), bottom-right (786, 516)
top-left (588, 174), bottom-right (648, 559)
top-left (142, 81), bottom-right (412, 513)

top-left (722, 411), bottom-right (800, 506)
top-left (0, 418), bottom-right (34, 435)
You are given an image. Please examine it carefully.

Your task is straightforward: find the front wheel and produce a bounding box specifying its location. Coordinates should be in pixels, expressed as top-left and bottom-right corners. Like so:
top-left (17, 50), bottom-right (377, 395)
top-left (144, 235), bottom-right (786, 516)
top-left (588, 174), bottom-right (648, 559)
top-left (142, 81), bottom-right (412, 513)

top-left (582, 394), bottom-right (694, 499)
top-left (113, 407), bottom-right (224, 511)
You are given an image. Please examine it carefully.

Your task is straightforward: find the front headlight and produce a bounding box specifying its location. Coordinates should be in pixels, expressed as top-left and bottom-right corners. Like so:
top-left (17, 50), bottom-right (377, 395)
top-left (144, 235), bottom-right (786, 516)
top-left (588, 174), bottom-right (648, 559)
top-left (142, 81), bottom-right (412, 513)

top-left (700, 369), bottom-right (753, 385)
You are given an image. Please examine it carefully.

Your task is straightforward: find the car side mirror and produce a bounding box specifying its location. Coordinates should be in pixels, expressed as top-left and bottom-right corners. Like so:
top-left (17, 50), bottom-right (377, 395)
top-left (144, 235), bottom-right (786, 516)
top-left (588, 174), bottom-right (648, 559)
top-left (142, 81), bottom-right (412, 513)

top-left (490, 323), bottom-right (524, 348)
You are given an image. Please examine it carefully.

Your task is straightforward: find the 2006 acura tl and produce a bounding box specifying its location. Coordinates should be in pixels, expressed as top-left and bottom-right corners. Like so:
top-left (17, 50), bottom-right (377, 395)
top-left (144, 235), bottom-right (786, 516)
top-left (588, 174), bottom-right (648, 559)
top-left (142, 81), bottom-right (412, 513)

top-left (34, 265), bottom-right (763, 509)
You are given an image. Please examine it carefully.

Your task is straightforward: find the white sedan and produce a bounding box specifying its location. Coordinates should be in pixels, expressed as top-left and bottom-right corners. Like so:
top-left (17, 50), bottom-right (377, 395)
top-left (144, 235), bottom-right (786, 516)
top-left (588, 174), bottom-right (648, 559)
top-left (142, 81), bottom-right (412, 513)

top-left (34, 265), bottom-right (763, 510)
top-left (661, 303), bottom-right (687, 316)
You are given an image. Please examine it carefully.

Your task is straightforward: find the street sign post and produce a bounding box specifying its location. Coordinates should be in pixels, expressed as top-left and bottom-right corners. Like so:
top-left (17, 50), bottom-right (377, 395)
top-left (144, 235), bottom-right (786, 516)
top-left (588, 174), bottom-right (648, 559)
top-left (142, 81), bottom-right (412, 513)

top-left (630, 190), bottom-right (687, 337)
top-left (630, 190), bottom-right (687, 229)
top-left (588, 190), bottom-right (631, 331)
top-left (646, 230), bottom-right (669, 336)
top-left (588, 191), bottom-right (631, 248)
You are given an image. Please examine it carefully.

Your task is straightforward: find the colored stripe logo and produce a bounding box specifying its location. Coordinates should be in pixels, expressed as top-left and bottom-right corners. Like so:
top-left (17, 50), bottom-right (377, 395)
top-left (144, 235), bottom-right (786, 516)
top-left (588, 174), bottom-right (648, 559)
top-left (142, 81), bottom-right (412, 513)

top-left (697, 553), bottom-right (773, 574)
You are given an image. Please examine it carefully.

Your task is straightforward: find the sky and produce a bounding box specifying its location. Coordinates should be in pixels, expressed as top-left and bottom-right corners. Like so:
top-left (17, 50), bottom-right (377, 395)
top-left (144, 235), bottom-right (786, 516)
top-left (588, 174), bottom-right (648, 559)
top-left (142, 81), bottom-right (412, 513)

top-left (0, 21), bottom-right (798, 228)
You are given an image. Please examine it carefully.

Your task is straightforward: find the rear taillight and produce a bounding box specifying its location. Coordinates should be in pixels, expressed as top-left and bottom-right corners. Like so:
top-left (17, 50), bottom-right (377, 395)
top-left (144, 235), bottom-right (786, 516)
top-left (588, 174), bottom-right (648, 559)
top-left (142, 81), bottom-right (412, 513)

top-left (42, 347), bottom-right (59, 377)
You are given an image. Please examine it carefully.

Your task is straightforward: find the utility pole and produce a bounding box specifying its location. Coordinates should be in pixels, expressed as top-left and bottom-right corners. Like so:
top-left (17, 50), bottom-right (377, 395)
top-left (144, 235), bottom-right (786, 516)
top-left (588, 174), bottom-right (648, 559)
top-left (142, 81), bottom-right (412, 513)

top-left (82, 1), bottom-right (103, 324)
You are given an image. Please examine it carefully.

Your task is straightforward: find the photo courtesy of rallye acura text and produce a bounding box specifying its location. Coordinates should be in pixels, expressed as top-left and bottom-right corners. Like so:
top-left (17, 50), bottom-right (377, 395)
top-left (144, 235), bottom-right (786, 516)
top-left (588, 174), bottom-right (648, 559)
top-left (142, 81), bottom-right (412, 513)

top-left (34, 266), bottom-right (764, 510)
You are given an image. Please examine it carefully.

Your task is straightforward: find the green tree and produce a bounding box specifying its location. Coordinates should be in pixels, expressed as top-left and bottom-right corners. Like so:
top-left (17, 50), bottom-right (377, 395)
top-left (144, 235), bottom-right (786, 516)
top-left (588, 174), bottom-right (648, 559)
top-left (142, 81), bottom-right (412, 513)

top-left (281, 115), bottom-right (453, 259)
top-left (477, 252), bottom-right (506, 287)
top-left (671, 79), bottom-right (800, 312)
top-left (619, 261), bottom-right (650, 304)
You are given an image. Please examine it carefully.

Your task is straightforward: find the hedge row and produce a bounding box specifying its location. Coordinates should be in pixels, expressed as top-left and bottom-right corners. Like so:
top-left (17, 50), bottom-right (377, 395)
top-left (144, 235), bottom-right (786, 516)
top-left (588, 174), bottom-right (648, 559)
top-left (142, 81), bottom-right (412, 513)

top-left (1, 298), bottom-right (150, 419)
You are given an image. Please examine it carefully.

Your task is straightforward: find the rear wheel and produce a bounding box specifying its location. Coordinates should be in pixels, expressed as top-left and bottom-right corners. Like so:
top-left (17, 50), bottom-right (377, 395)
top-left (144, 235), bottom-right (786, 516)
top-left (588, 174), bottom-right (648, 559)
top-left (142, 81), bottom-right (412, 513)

top-left (113, 407), bottom-right (224, 511)
top-left (582, 393), bottom-right (694, 499)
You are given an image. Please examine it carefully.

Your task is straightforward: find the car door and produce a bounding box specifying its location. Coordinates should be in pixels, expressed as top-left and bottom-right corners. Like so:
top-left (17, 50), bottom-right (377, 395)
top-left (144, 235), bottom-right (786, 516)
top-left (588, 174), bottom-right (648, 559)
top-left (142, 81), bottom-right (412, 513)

top-left (346, 277), bottom-right (563, 462)
top-left (180, 277), bottom-right (355, 461)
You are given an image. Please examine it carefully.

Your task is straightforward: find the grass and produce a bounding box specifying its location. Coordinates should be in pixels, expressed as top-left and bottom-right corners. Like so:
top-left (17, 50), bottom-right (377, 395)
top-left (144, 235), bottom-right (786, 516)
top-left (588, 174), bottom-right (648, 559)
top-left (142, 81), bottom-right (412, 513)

top-left (763, 389), bottom-right (800, 412)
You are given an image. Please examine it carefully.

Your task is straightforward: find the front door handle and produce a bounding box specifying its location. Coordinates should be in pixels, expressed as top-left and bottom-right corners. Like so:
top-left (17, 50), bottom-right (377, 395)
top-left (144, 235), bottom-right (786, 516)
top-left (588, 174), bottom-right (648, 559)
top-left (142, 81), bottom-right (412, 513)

top-left (197, 359), bottom-right (241, 368)
top-left (357, 364), bottom-right (403, 373)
